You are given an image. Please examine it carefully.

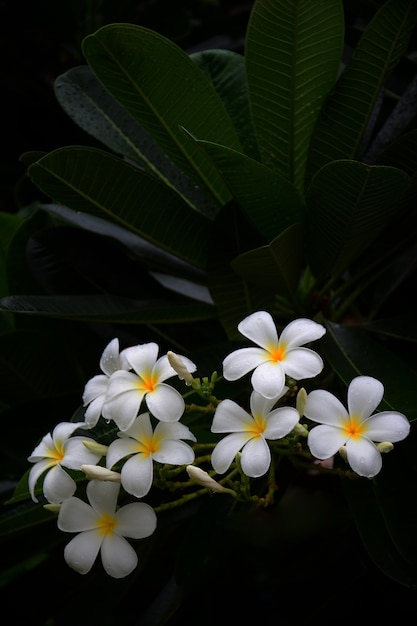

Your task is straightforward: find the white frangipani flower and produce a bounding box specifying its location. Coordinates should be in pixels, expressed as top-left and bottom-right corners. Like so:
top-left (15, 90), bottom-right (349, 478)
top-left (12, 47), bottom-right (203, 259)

top-left (304, 375), bottom-right (410, 478)
top-left (211, 389), bottom-right (300, 478)
top-left (57, 480), bottom-right (157, 578)
top-left (28, 422), bottom-right (103, 503)
top-left (82, 338), bottom-right (132, 428)
top-left (106, 412), bottom-right (196, 498)
top-left (222, 311), bottom-right (326, 399)
top-left (102, 342), bottom-right (196, 430)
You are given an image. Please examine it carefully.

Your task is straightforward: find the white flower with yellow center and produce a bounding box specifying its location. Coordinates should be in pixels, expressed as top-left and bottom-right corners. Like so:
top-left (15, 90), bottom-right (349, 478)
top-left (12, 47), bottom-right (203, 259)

top-left (106, 412), bottom-right (196, 498)
top-left (28, 422), bottom-right (103, 503)
top-left (305, 376), bottom-right (410, 478)
top-left (102, 342), bottom-right (196, 431)
top-left (82, 338), bottom-right (132, 428)
top-left (57, 480), bottom-right (157, 578)
top-left (222, 311), bottom-right (326, 399)
top-left (211, 389), bottom-right (300, 478)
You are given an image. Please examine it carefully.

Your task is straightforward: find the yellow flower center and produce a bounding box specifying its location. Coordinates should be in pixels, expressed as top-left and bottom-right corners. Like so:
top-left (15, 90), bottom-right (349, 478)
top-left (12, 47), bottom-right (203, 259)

top-left (137, 371), bottom-right (158, 393)
top-left (50, 441), bottom-right (65, 463)
top-left (268, 343), bottom-right (287, 362)
top-left (245, 414), bottom-right (266, 437)
top-left (135, 433), bottom-right (162, 457)
top-left (97, 513), bottom-right (118, 537)
top-left (342, 415), bottom-right (365, 439)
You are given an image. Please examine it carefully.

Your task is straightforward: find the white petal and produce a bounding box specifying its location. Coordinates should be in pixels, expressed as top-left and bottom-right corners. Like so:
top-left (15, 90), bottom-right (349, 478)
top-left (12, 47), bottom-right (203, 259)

top-left (251, 361), bottom-right (286, 399)
top-left (237, 310), bottom-right (278, 349)
top-left (345, 437), bottom-right (382, 478)
top-left (124, 342), bottom-right (159, 374)
top-left (63, 530), bottom-right (102, 575)
top-left (211, 432), bottom-right (250, 474)
top-left (240, 436), bottom-right (271, 477)
top-left (222, 347), bottom-right (267, 381)
top-left (62, 436), bottom-right (103, 469)
top-left (283, 347), bottom-right (324, 380)
top-left (87, 480), bottom-right (120, 515)
top-left (28, 433), bottom-right (54, 461)
top-left (307, 424), bottom-right (347, 459)
top-left (155, 420), bottom-right (197, 442)
top-left (304, 389), bottom-right (349, 425)
top-left (102, 380), bottom-right (144, 431)
top-left (99, 338), bottom-right (121, 376)
top-left (153, 440), bottom-right (195, 465)
top-left (28, 459), bottom-right (54, 501)
top-left (120, 454), bottom-right (153, 498)
top-left (364, 411), bottom-right (410, 442)
top-left (264, 407), bottom-right (300, 439)
top-left (347, 376), bottom-right (384, 420)
top-left (106, 438), bottom-right (138, 469)
top-left (43, 465), bottom-right (77, 503)
top-left (101, 534), bottom-right (138, 578)
top-left (116, 501), bottom-right (157, 538)
top-left (249, 391), bottom-right (279, 416)
top-left (122, 412), bottom-right (153, 440)
top-left (84, 397), bottom-right (105, 428)
top-left (58, 496), bottom-right (99, 532)
top-left (279, 318), bottom-right (325, 349)
top-left (211, 399), bottom-right (252, 433)
top-left (145, 384), bottom-right (184, 422)
top-left (82, 375), bottom-right (108, 405)
top-left (53, 421), bottom-right (87, 441)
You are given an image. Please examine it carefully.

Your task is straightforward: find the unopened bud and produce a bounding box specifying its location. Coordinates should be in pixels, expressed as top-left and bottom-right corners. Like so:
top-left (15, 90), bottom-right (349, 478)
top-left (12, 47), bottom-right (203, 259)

top-left (186, 465), bottom-right (230, 493)
top-left (81, 464), bottom-right (121, 482)
top-left (43, 503), bottom-right (61, 513)
top-left (292, 422), bottom-right (308, 437)
top-left (82, 440), bottom-right (108, 456)
top-left (377, 441), bottom-right (394, 454)
top-left (167, 351), bottom-right (194, 385)
top-left (296, 388), bottom-right (307, 416)
top-left (338, 445), bottom-right (348, 462)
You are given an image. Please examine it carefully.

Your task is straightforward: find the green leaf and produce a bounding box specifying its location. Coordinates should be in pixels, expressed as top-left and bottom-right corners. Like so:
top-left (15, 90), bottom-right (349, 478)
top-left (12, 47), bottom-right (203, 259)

top-left (27, 147), bottom-right (211, 269)
top-left (196, 140), bottom-right (306, 241)
top-left (321, 320), bottom-right (417, 421)
top-left (231, 224), bottom-right (304, 312)
top-left (54, 66), bottom-right (216, 216)
top-left (190, 49), bottom-right (260, 161)
top-left (307, 0), bottom-right (417, 182)
top-left (82, 24), bottom-right (243, 206)
top-left (245, 0), bottom-right (344, 190)
top-left (0, 294), bottom-right (215, 324)
top-left (305, 160), bottom-right (410, 280)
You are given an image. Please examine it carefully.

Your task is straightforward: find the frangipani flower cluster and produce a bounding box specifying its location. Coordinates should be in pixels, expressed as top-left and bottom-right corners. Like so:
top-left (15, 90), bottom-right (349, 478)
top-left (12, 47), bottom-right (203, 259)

top-left (26, 310), bottom-right (411, 579)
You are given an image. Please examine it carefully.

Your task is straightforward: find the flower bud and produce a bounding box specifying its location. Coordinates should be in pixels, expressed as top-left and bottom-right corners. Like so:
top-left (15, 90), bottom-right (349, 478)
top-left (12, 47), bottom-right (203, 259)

top-left (292, 422), bottom-right (308, 437)
top-left (167, 351), bottom-right (194, 385)
top-left (186, 465), bottom-right (229, 493)
top-left (377, 442), bottom-right (394, 454)
top-left (82, 440), bottom-right (108, 456)
top-left (296, 387), bottom-right (307, 416)
top-left (43, 503), bottom-right (61, 513)
top-left (81, 464), bottom-right (121, 482)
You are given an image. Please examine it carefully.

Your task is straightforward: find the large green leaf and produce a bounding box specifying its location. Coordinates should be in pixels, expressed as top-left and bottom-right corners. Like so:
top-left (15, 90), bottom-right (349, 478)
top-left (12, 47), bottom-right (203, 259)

top-left (54, 66), bottom-right (216, 217)
top-left (306, 0), bottom-right (417, 183)
top-left (305, 160), bottom-right (410, 280)
top-left (27, 147), bottom-right (211, 269)
top-left (81, 24), bottom-right (243, 206)
top-left (231, 224), bottom-right (304, 313)
top-left (245, 0), bottom-right (344, 190)
top-left (190, 49), bottom-right (260, 161)
top-left (0, 294), bottom-right (215, 324)
top-left (196, 140), bottom-right (306, 241)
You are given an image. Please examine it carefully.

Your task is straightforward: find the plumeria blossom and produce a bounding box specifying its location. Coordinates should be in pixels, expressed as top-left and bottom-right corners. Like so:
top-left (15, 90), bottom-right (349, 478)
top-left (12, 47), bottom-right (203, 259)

top-left (102, 342), bottom-right (196, 431)
top-left (304, 376), bottom-right (411, 478)
top-left (57, 480), bottom-right (157, 578)
top-left (28, 422), bottom-right (103, 503)
top-left (211, 388), bottom-right (300, 478)
top-left (222, 311), bottom-right (326, 399)
top-left (82, 338), bottom-right (132, 428)
top-left (106, 412), bottom-right (196, 498)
